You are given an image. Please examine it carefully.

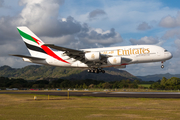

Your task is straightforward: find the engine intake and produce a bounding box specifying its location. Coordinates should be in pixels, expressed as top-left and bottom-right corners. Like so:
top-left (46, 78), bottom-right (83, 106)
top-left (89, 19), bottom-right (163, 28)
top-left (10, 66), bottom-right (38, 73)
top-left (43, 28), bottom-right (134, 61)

top-left (85, 52), bottom-right (101, 61)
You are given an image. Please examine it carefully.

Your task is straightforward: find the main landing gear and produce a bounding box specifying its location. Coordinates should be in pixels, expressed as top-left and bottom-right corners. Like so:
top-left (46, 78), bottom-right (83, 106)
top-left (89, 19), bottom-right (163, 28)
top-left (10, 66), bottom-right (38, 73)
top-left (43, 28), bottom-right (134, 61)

top-left (161, 61), bottom-right (164, 69)
top-left (87, 68), bottom-right (105, 74)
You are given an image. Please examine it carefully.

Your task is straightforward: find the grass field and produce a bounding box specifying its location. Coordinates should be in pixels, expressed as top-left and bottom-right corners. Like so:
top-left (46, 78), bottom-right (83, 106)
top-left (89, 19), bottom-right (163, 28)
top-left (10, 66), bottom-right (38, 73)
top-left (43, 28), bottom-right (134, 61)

top-left (1, 88), bottom-right (180, 93)
top-left (138, 84), bottom-right (151, 88)
top-left (0, 94), bottom-right (180, 120)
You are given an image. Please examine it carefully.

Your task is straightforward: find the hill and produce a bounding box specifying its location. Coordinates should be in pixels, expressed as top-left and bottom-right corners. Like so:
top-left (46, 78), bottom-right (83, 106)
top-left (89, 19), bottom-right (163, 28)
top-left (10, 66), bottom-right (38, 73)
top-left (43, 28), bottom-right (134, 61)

top-left (0, 65), bottom-right (139, 81)
top-left (137, 73), bottom-right (180, 81)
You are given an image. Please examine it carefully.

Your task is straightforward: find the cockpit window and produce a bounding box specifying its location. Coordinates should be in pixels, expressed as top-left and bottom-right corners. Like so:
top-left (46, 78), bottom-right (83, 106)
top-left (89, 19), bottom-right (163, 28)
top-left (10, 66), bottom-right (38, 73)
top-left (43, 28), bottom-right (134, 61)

top-left (164, 50), bottom-right (168, 52)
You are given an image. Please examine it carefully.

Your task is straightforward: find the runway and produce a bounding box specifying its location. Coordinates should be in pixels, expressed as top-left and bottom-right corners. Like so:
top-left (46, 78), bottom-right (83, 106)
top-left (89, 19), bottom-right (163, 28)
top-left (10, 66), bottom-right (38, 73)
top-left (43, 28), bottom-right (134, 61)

top-left (1, 91), bottom-right (180, 98)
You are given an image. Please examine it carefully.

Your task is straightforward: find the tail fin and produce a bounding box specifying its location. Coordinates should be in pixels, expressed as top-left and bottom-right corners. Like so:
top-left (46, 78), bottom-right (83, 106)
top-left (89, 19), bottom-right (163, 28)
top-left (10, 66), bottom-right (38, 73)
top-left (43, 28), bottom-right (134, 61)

top-left (17, 26), bottom-right (47, 57)
top-left (17, 26), bottom-right (70, 64)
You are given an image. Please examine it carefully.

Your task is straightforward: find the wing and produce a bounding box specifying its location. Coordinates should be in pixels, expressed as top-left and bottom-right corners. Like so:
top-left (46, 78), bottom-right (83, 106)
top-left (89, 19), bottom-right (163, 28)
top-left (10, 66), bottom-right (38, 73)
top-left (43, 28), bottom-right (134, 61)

top-left (43, 44), bottom-right (84, 54)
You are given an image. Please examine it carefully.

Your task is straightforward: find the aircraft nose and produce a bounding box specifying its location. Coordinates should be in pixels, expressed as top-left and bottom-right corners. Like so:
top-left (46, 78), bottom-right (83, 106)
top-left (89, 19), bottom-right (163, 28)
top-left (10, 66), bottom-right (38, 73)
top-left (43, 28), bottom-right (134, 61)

top-left (168, 52), bottom-right (173, 59)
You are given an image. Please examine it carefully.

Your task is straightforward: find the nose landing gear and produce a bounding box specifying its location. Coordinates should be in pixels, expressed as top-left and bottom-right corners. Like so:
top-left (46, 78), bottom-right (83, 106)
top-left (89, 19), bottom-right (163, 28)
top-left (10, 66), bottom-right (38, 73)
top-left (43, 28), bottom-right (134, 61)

top-left (161, 65), bottom-right (164, 69)
top-left (161, 61), bottom-right (164, 69)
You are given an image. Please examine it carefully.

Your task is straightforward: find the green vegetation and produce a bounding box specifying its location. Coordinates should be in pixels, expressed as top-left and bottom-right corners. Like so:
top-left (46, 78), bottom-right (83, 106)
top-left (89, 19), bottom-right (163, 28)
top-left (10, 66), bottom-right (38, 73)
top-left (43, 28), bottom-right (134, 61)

top-left (1, 94), bottom-right (180, 120)
top-left (138, 84), bottom-right (151, 88)
top-left (150, 77), bottom-right (180, 90)
top-left (2, 76), bottom-right (180, 90)
top-left (0, 77), bottom-right (139, 89)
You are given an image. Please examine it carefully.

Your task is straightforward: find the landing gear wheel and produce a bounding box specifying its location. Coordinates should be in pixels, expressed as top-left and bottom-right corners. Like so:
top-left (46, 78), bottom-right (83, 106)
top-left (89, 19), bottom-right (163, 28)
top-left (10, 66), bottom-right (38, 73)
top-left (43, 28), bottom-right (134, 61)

top-left (87, 69), bottom-right (91, 73)
top-left (87, 68), bottom-right (105, 73)
top-left (95, 69), bottom-right (99, 73)
top-left (161, 65), bottom-right (164, 69)
top-left (102, 70), bottom-right (105, 73)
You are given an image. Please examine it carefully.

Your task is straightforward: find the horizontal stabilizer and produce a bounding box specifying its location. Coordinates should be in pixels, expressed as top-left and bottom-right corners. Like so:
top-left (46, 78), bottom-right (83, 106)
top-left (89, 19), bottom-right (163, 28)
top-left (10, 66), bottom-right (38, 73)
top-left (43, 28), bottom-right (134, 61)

top-left (9, 54), bottom-right (45, 60)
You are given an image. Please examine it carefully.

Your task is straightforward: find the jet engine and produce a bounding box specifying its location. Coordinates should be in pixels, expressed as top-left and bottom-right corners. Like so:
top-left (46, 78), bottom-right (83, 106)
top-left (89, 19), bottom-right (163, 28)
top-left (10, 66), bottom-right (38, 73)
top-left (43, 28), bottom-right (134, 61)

top-left (85, 52), bottom-right (101, 61)
top-left (107, 57), bottom-right (122, 65)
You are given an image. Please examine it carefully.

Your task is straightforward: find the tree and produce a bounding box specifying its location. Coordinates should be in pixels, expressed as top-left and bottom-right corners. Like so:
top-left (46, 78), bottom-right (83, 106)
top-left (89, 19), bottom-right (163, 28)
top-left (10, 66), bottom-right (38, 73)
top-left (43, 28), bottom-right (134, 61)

top-left (129, 83), bottom-right (138, 88)
top-left (83, 83), bottom-right (87, 89)
top-left (0, 77), bottom-right (9, 87)
top-left (166, 77), bottom-right (180, 86)
top-left (89, 84), bottom-right (94, 89)
top-left (160, 77), bottom-right (167, 86)
top-left (35, 80), bottom-right (49, 84)
top-left (75, 84), bottom-right (79, 88)
top-left (133, 80), bottom-right (140, 84)
top-left (112, 81), bottom-right (120, 88)
top-left (102, 82), bottom-right (111, 89)
top-left (150, 82), bottom-right (162, 89)
top-left (60, 80), bottom-right (71, 88)
top-left (10, 83), bottom-right (22, 88)
top-left (97, 83), bottom-right (103, 88)
top-left (119, 80), bottom-right (128, 88)
top-left (32, 84), bottom-right (39, 88)
top-left (79, 84), bottom-right (82, 88)
top-left (126, 79), bottom-right (131, 84)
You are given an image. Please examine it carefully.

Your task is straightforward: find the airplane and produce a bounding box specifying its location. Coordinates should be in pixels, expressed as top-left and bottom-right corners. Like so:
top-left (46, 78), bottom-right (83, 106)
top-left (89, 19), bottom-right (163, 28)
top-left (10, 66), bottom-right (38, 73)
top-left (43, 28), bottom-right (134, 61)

top-left (11, 26), bottom-right (173, 73)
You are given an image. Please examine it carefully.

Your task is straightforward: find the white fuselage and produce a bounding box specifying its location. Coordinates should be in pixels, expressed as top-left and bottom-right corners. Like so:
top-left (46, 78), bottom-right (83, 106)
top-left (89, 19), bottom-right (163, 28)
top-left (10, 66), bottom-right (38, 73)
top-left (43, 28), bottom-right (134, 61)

top-left (23, 45), bottom-right (172, 68)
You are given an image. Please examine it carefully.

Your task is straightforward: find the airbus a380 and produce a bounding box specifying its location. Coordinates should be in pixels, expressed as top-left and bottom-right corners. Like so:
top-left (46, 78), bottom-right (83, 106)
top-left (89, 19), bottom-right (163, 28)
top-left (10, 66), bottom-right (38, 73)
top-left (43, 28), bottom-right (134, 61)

top-left (11, 26), bottom-right (173, 73)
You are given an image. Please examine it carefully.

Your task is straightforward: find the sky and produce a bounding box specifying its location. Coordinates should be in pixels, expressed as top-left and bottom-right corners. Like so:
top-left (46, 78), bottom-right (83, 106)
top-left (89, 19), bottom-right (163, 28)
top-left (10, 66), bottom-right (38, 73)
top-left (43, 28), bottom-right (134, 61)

top-left (0, 0), bottom-right (180, 76)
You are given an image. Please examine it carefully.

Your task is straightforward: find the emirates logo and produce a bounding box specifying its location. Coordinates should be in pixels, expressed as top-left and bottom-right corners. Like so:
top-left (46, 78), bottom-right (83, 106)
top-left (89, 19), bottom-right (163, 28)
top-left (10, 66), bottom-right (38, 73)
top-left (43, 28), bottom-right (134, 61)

top-left (36, 40), bottom-right (43, 46)
top-left (113, 58), bottom-right (117, 63)
top-left (91, 54), bottom-right (95, 59)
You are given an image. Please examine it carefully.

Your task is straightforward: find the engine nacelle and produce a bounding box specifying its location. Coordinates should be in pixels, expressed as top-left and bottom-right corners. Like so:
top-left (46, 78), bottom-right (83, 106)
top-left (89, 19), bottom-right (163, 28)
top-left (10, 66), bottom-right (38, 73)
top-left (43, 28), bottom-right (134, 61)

top-left (107, 57), bottom-right (122, 65)
top-left (85, 52), bottom-right (101, 61)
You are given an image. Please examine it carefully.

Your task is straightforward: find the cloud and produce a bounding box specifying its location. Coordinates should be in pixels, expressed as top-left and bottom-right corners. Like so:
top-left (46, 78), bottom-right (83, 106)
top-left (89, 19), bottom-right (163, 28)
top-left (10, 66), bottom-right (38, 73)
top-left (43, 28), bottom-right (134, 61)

top-left (0, 0), bottom-right (4, 7)
top-left (162, 28), bottom-right (180, 39)
top-left (77, 24), bottom-right (123, 47)
top-left (0, 56), bottom-right (34, 68)
top-left (137, 22), bottom-right (152, 31)
top-left (0, 0), bottom-right (69, 44)
top-left (175, 39), bottom-right (180, 48)
top-left (17, 0), bottom-right (82, 37)
top-left (88, 9), bottom-right (107, 20)
top-left (44, 23), bottom-right (124, 49)
top-left (0, 16), bottom-right (21, 45)
top-left (18, 0), bottom-right (64, 6)
top-left (0, 0), bottom-right (80, 39)
top-left (173, 38), bottom-right (180, 58)
top-left (130, 36), bottom-right (160, 45)
top-left (0, 40), bottom-right (28, 56)
top-left (159, 11), bottom-right (180, 28)
top-left (0, 0), bottom-right (83, 48)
